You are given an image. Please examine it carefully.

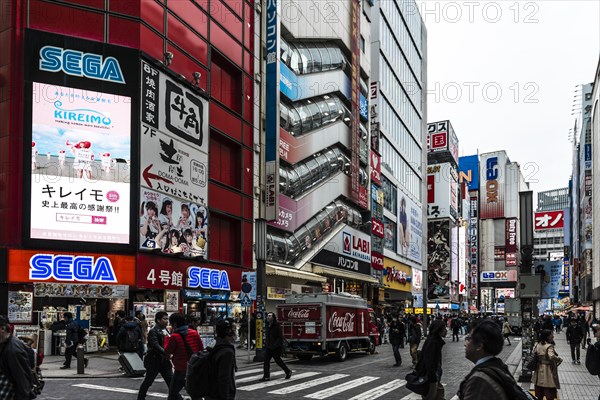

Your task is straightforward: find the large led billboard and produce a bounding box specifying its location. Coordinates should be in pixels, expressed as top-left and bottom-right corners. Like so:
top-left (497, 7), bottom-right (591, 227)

top-left (24, 29), bottom-right (138, 249)
top-left (30, 83), bottom-right (131, 243)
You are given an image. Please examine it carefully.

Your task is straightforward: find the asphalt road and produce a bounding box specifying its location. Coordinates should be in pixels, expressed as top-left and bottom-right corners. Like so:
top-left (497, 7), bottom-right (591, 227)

top-left (38, 335), bottom-right (520, 400)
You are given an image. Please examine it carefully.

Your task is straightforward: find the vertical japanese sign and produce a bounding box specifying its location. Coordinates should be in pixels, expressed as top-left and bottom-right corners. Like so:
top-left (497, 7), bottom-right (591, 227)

top-left (480, 151), bottom-right (505, 219)
top-left (139, 61), bottom-right (209, 259)
top-left (24, 30), bottom-right (138, 247)
top-left (505, 218), bottom-right (518, 266)
top-left (264, 0), bottom-right (280, 221)
top-left (350, 0), bottom-right (366, 209)
top-left (468, 195), bottom-right (479, 297)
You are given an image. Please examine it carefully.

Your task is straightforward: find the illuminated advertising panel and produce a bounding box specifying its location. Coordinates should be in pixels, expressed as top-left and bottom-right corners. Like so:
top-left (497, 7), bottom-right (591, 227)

top-left (139, 188), bottom-right (208, 259)
top-left (350, 0), bottom-right (365, 209)
top-left (505, 218), bottom-right (518, 266)
top-left (311, 226), bottom-right (372, 275)
top-left (480, 151), bottom-right (506, 219)
top-left (140, 61), bottom-right (209, 206)
top-left (427, 219), bottom-right (450, 300)
top-left (469, 195), bottom-right (479, 296)
top-left (398, 192), bottom-right (423, 264)
top-left (30, 83), bottom-right (131, 244)
top-left (24, 29), bottom-right (138, 249)
top-left (459, 155), bottom-right (480, 191)
top-left (458, 225), bottom-right (467, 295)
top-left (426, 163), bottom-right (457, 220)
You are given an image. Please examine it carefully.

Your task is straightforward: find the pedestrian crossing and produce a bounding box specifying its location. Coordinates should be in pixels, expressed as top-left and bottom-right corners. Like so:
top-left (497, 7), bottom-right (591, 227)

top-left (72, 369), bottom-right (460, 400)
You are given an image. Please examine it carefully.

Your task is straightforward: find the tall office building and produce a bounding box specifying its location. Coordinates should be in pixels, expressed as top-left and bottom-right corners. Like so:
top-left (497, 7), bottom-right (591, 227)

top-left (370, 1), bottom-right (427, 310)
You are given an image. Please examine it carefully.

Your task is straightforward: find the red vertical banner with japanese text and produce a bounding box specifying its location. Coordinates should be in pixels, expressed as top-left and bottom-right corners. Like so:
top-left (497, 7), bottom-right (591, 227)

top-left (350, 0), bottom-right (365, 209)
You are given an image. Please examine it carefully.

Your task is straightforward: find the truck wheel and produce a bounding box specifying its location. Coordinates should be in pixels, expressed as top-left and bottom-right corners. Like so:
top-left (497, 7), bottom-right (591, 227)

top-left (297, 354), bottom-right (313, 361)
top-left (336, 344), bottom-right (348, 361)
top-left (368, 339), bottom-right (376, 354)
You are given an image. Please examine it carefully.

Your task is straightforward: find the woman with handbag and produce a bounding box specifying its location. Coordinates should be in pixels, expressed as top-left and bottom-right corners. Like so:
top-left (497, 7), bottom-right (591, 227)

top-left (407, 319), bottom-right (447, 400)
top-left (532, 329), bottom-right (562, 400)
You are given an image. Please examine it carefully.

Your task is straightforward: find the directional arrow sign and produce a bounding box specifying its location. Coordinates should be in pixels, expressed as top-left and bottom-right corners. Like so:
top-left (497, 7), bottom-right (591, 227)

top-left (142, 164), bottom-right (173, 188)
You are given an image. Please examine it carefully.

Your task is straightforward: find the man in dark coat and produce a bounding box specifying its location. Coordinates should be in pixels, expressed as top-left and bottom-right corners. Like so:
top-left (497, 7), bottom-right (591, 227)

top-left (0, 315), bottom-right (33, 400)
top-left (389, 315), bottom-right (403, 366)
top-left (416, 319), bottom-right (446, 400)
top-left (138, 311), bottom-right (173, 400)
top-left (408, 315), bottom-right (422, 368)
top-left (117, 315), bottom-right (143, 355)
top-left (566, 318), bottom-right (585, 364)
top-left (204, 320), bottom-right (237, 400)
top-left (61, 311), bottom-right (80, 369)
top-left (259, 312), bottom-right (292, 381)
top-left (457, 319), bottom-right (512, 400)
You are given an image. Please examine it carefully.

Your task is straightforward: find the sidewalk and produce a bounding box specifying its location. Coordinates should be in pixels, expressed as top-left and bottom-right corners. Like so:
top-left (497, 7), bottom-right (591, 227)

top-left (42, 346), bottom-right (270, 379)
top-left (515, 330), bottom-right (600, 400)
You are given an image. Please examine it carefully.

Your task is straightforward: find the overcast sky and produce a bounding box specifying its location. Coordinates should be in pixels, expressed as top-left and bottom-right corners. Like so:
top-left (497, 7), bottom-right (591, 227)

top-left (422, 0), bottom-right (600, 195)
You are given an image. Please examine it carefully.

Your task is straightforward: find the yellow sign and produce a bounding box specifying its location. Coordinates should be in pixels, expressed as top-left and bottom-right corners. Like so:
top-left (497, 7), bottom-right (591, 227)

top-left (383, 258), bottom-right (412, 292)
top-left (405, 308), bottom-right (432, 315)
top-left (256, 319), bottom-right (263, 349)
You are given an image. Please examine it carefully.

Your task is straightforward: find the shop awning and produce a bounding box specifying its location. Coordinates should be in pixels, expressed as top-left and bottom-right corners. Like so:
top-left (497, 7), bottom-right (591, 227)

top-left (266, 264), bottom-right (327, 283)
top-left (311, 265), bottom-right (379, 284)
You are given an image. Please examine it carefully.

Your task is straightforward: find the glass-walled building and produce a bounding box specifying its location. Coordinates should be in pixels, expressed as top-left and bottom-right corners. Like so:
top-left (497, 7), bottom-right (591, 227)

top-left (370, 0), bottom-right (427, 310)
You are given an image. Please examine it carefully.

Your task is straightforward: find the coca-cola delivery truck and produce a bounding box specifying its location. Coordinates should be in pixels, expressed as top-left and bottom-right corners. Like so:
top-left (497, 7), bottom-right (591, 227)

top-left (276, 292), bottom-right (380, 361)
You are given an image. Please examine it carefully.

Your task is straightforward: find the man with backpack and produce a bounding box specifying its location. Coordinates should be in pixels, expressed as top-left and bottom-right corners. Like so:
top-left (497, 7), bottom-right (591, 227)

top-left (191, 319), bottom-right (237, 400)
top-left (458, 319), bottom-right (533, 400)
top-left (138, 312), bottom-right (173, 400)
top-left (118, 316), bottom-right (143, 356)
top-left (407, 316), bottom-right (422, 368)
top-left (165, 313), bottom-right (203, 400)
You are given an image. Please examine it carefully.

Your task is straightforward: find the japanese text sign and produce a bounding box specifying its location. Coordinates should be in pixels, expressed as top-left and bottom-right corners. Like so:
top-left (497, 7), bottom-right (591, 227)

top-left (534, 210), bottom-right (564, 230)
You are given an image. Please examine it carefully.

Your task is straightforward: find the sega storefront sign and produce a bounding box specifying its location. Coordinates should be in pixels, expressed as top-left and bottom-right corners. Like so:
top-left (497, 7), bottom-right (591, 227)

top-left (25, 30), bottom-right (138, 248)
top-left (310, 227), bottom-right (372, 276)
top-left (187, 267), bottom-right (231, 291)
top-left (8, 249), bottom-right (135, 286)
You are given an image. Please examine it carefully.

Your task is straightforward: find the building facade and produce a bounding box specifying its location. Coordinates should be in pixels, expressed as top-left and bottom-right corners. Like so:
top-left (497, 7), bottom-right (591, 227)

top-left (0, 0), bottom-right (256, 338)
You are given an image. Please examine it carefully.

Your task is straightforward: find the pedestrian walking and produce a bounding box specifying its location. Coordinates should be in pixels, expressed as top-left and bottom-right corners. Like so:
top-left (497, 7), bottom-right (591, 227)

top-left (502, 319), bottom-right (512, 346)
top-left (250, 312), bottom-right (256, 350)
top-left (399, 317), bottom-right (406, 348)
top-left (136, 311), bottom-right (149, 357)
top-left (138, 312), bottom-right (174, 400)
top-left (259, 312), bottom-right (292, 381)
top-left (118, 315), bottom-right (143, 356)
top-left (415, 319), bottom-right (446, 400)
top-left (238, 311), bottom-right (248, 349)
top-left (202, 319), bottom-right (237, 400)
top-left (0, 315), bottom-right (34, 400)
top-left (566, 318), bottom-right (584, 364)
top-left (60, 311), bottom-right (82, 369)
top-left (457, 319), bottom-right (512, 399)
top-left (532, 329), bottom-right (562, 400)
top-left (389, 315), bottom-right (403, 367)
top-left (451, 317), bottom-right (461, 342)
top-left (408, 316), bottom-right (422, 368)
top-left (165, 312), bottom-right (204, 400)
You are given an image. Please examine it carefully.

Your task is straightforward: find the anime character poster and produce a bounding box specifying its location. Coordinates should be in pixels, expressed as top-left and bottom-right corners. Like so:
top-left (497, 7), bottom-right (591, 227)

top-left (139, 188), bottom-right (208, 259)
top-left (427, 220), bottom-right (451, 300)
top-left (30, 82), bottom-right (131, 244)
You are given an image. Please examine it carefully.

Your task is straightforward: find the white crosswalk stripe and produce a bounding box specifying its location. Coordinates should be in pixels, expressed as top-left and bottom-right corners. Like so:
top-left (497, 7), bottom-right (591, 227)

top-left (269, 374), bottom-right (349, 394)
top-left (236, 371), bottom-right (285, 383)
top-left (237, 371), bottom-right (321, 391)
top-left (235, 367), bottom-right (264, 376)
top-left (399, 386), bottom-right (455, 400)
top-left (73, 383), bottom-right (168, 398)
top-left (305, 376), bottom-right (380, 399)
top-left (347, 379), bottom-right (406, 400)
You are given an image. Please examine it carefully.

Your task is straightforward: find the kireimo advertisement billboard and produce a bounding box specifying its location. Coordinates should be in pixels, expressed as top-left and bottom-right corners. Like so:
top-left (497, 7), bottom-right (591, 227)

top-left (24, 29), bottom-right (139, 250)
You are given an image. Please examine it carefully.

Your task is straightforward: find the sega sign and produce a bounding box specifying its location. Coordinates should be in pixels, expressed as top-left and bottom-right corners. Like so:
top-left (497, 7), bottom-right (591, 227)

top-left (29, 254), bottom-right (117, 282)
top-left (187, 267), bottom-right (231, 291)
top-left (39, 46), bottom-right (125, 84)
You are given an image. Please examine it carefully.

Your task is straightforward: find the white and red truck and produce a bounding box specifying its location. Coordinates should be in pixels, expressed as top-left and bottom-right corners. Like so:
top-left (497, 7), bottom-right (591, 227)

top-left (276, 292), bottom-right (380, 361)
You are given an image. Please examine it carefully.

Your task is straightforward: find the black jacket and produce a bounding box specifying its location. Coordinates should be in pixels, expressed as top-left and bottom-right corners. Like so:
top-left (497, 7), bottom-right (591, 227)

top-left (417, 334), bottom-right (445, 383)
top-left (389, 320), bottom-right (403, 345)
top-left (65, 318), bottom-right (80, 347)
top-left (408, 322), bottom-right (422, 345)
top-left (566, 323), bottom-right (585, 343)
top-left (146, 324), bottom-right (169, 360)
top-left (0, 336), bottom-right (34, 400)
top-left (265, 319), bottom-right (284, 350)
top-left (205, 338), bottom-right (236, 400)
top-left (117, 321), bottom-right (142, 352)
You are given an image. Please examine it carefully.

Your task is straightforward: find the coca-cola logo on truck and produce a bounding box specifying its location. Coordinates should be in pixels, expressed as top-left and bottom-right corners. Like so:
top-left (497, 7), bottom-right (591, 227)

top-left (328, 312), bottom-right (355, 333)
top-left (287, 309), bottom-right (310, 319)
